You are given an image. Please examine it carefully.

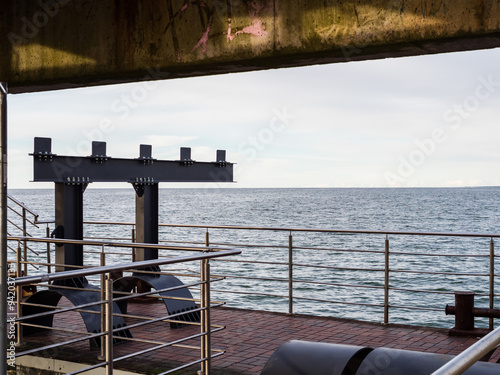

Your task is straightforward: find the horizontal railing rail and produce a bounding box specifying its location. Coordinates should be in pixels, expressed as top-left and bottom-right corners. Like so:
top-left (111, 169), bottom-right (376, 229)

top-left (84, 221), bottom-right (500, 238)
top-left (7, 236), bottom-right (241, 375)
top-left (13, 221), bottom-right (499, 329)
top-left (7, 195), bottom-right (43, 276)
top-left (9, 219), bottom-right (500, 372)
top-left (8, 235), bottom-right (233, 253)
top-left (7, 195), bottom-right (39, 221)
top-left (12, 246), bottom-right (240, 286)
top-left (75, 221), bottom-right (500, 330)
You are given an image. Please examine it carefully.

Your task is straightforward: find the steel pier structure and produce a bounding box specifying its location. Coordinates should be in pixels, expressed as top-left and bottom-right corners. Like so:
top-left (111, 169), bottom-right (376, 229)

top-left (22, 137), bottom-right (234, 347)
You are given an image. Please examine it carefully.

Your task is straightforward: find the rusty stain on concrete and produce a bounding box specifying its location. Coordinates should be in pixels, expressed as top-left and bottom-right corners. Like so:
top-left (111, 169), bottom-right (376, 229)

top-left (227, 0), bottom-right (272, 41)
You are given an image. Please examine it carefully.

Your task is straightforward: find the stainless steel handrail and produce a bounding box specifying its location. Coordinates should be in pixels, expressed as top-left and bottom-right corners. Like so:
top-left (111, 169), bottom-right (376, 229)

top-left (84, 221), bottom-right (500, 238)
top-left (10, 236), bottom-right (241, 375)
top-left (7, 195), bottom-right (43, 277)
top-left (10, 219), bottom-right (500, 372)
top-left (7, 195), bottom-right (39, 221)
top-left (431, 325), bottom-right (500, 375)
top-left (79, 221), bottom-right (499, 325)
top-left (8, 235), bottom-right (232, 252)
top-left (14, 221), bottom-right (498, 330)
top-left (13, 246), bottom-right (241, 286)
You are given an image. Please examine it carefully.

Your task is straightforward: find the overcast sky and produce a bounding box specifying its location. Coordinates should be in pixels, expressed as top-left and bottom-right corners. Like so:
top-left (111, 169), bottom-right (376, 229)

top-left (7, 47), bottom-right (500, 189)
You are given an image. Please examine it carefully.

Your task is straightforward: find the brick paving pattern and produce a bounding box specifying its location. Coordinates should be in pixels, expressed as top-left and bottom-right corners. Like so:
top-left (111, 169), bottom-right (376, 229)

top-left (20, 298), bottom-right (500, 374)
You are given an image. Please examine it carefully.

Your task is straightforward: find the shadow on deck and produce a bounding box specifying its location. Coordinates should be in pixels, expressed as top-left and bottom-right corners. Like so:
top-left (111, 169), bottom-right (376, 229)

top-left (18, 298), bottom-right (500, 375)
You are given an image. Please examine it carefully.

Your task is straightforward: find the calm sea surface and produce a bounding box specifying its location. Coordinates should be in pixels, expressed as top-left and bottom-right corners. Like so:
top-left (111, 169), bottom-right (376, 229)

top-left (8, 187), bottom-right (500, 327)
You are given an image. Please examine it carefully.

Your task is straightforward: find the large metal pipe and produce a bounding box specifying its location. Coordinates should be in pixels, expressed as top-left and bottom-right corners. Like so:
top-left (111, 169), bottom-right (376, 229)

top-left (260, 341), bottom-right (373, 375)
top-left (261, 341), bottom-right (500, 375)
top-left (357, 346), bottom-right (500, 375)
top-left (0, 82), bottom-right (7, 375)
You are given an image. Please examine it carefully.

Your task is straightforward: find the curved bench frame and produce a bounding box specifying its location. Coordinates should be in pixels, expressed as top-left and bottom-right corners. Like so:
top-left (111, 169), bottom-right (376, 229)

top-left (22, 279), bottom-right (132, 349)
top-left (113, 273), bottom-right (201, 327)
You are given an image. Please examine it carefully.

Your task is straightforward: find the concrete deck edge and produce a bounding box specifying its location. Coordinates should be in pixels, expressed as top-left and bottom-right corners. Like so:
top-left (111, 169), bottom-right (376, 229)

top-left (15, 355), bottom-right (141, 375)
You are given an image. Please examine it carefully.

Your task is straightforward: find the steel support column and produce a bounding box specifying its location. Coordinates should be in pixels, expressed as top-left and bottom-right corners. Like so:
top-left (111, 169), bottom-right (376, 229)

top-left (53, 183), bottom-right (85, 272)
top-left (52, 182), bottom-right (88, 288)
top-left (134, 183), bottom-right (159, 265)
top-left (0, 82), bottom-right (7, 375)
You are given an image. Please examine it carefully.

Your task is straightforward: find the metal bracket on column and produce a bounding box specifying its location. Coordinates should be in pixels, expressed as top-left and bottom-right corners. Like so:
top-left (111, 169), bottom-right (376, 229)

top-left (179, 147), bottom-right (194, 166)
top-left (91, 141), bottom-right (109, 164)
top-left (216, 150), bottom-right (228, 167)
top-left (132, 179), bottom-right (155, 198)
top-left (132, 183), bottom-right (145, 197)
top-left (33, 136), bottom-right (54, 162)
top-left (138, 144), bottom-right (155, 165)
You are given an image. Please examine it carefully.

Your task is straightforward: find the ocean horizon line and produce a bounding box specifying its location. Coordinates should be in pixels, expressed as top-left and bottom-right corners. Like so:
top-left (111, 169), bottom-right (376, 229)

top-left (8, 185), bottom-right (500, 191)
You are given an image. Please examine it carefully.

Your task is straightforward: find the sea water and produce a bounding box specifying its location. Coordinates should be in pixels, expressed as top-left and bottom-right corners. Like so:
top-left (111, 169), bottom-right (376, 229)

top-left (8, 187), bottom-right (500, 327)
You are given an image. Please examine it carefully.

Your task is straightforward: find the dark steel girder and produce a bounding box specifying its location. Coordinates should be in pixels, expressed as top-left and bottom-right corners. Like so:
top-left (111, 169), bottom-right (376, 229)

top-left (32, 137), bottom-right (233, 184)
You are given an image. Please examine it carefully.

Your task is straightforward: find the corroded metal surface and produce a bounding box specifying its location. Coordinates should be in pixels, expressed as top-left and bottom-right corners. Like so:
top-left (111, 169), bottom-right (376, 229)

top-left (1, 1), bottom-right (500, 93)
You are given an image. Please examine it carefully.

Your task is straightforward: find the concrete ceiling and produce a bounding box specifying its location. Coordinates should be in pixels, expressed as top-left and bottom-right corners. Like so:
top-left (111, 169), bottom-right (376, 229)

top-left (1, 0), bottom-right (500, 93)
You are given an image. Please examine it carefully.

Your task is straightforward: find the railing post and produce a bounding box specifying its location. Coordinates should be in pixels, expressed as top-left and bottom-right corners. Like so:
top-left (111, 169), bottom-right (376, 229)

top-left (205, 260), bottom-right (211, 374)
top-left (0, 83), bottom-right (7, 375)
top-left (22, 208), bottom-right (27, 276)
top-left (46, 226), bottom-right (51, 274)
top-left (131, 227), bottom-right (136, 262)
top-left (200, 229), bottom-right (211, 375)
top-left (490, 238), bottom-right (495, 330)
top-left (105, 276), bottom-right (113, 375)
top-left (289, 232), bottom-right (293, 315)
top-left (200, 258), bottom-right (205, 375)
top-left (99, 247), bottom-right (106, 361)
top-left (200, 258), bottom-right (211, 375)
top-left (16, 243), bottom-right (23, 346)
top-left (384, 234), bottom-right (390, 324)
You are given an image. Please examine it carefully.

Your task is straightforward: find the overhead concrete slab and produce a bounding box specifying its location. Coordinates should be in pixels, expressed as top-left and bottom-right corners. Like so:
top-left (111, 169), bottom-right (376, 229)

top-left (1, 0), bottom-right (500, 93)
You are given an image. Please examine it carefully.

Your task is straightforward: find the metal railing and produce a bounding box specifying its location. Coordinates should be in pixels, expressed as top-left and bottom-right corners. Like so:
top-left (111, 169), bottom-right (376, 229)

top-left (7, 216), bottom-right (500, 373)
top-left (77, 222), bottom-right (500, 329)
top-left (6, 195), bottom-right (41, 275)
top-left (8, 236), bottom-right (240, 375)
top-left (431, 324), bottom-right (500, 374)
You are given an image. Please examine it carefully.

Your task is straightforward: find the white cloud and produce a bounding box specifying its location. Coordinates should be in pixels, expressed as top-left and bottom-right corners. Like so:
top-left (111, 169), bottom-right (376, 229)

top-left (6, 47), bottom-right (500, 189)
top-left (141, 135), bottom-right (197, 148)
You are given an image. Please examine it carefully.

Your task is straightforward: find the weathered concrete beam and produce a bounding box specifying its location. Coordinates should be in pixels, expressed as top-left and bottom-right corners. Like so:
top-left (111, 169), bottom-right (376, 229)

top-left (1, 0), bottom-right (500, 93)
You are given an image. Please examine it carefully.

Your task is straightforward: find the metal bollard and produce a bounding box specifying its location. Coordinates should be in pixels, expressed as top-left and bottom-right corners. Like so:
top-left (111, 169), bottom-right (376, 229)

top-left (446, 291), bottom-right (500, 336)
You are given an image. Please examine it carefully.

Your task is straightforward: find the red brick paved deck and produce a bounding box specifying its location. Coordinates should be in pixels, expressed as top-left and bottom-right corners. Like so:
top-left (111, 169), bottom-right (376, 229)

top-left (20, 298), bottom-right (500, 374)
